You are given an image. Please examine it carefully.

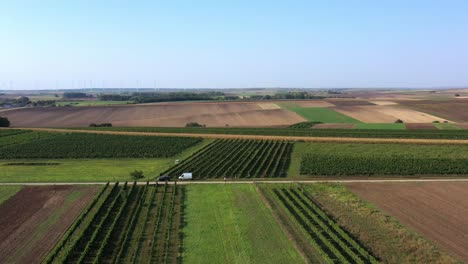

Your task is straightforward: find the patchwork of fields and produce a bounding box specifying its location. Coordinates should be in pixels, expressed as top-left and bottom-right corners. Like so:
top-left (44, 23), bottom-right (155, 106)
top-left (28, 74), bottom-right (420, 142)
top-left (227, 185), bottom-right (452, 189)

top-left (1, 120), bottom-right (468, 263)
top-left (1, 183), bottom-right (461, 263)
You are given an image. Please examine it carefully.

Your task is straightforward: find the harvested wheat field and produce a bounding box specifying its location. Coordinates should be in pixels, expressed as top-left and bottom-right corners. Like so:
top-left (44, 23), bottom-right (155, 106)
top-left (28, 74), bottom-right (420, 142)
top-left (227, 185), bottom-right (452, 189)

top-left (0, 185), bottom-right (100, 263)
top-left (3, 102), bottom-right (306, 127)
top-left (257, 103), bottom-right (281, 109)
top-left (312, 123), bottom-right (355, 129)
top-left (334, 106), bottom-right (398, 123)
top-left (347, 182), bottom-right (468, 262)
top-left (327, 100), bottom-right (375, 106)
top-left (368, 100), bottom-right (398, 106)
top-left (371, 105), bottom-right (448, 123)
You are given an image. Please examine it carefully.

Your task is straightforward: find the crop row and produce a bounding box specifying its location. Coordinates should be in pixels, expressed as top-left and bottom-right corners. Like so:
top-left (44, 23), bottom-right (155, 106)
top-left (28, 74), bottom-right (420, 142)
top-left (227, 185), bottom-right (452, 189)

top-left (0, 133), bottom-right (201, 159)
top-left (261, 186), bottom-right (378, 264)
top-left (300, 154), bottom-right (468, 176)
top-left (78, 126), bottom-right (468, 139)
top-left (0, 129), bottom-right (30, 137)
top-left (46, 182), bottom-right (183, 264)
top-left (0, 131), bottom-right (57, 148)
top-left (161, 139), bottom-right (294, 179)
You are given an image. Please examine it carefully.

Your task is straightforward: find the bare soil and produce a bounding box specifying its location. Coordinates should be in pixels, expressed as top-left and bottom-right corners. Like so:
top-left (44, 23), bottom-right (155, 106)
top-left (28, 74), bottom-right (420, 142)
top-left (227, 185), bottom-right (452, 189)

top-left (333, 106), bottom-right (397, 123)
top-left (311, 123), bottom-right (355, 129)
top-left (0, 185), bottom-right (99, 263)
top-left (347, 182), bottom-right (468, 262)
top-left (3, 102), bottom-right (305, 127)
top-left (398, 100), bottom-right (468, 122)
top-left (405, 123), bottom-right (437, 130)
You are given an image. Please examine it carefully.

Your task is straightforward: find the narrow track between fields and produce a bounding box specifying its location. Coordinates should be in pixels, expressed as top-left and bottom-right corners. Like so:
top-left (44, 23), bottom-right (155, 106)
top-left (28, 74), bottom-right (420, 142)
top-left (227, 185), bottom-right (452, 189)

top-left (1, 178), bottom-right (468, 185)
top-left (11, 127), bottom-right (468, 145)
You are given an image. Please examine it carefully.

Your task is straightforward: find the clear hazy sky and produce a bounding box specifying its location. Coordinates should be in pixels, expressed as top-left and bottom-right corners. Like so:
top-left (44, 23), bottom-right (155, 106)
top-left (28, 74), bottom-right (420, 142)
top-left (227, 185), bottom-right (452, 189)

top-left (1, 0), bottom-right (468, 90)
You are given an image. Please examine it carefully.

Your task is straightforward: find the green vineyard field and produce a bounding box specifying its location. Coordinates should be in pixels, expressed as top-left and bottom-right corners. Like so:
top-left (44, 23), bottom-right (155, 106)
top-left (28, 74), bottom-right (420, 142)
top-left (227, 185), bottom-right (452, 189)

top-left (260, 185), bottom-right (378, 264)
top-left (45, 182), bottom-right (183, 264)
top-left (161, 139), bottom-right (294, 179)
top-left (0, 133), bottom-right (201, 159)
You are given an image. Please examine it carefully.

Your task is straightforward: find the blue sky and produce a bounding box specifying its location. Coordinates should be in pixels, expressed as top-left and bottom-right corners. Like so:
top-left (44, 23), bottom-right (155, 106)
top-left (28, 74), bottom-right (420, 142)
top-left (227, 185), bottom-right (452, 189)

top-left (1, 0), bottom-right (468, 89)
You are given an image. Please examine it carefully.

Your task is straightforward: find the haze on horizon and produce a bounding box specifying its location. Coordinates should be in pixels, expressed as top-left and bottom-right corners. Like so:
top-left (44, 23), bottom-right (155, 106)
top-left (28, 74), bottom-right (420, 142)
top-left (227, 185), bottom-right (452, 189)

top-left (1, 0), bottom-right (468, 90)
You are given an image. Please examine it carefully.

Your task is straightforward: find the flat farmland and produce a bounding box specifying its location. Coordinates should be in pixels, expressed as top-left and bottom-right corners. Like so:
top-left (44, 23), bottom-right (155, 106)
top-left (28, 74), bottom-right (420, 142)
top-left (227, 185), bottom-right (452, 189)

top-left (183, 184), bottom-right (304, 264)
top-left (347, 182), bottom-right (468, 262)
top-left (0, 185), bottom-right (100, 263)
top-left (3, 101), bottom-right (305, 127)
top-left (399, 100), bottom-right (468, 122)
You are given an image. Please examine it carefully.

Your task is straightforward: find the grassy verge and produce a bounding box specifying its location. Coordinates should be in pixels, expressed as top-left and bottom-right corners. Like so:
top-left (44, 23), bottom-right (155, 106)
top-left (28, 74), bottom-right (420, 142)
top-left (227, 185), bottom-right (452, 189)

top-left (302, 183), bottom-right (458, 263)
top-left (183, 184), bottom-right (304, 264)
top-left (0, 186), bottom-right (22, 204)
top-left (434, 123), bottom-right (462, 130)
top-left (0, 139), bottom-right (212, 182)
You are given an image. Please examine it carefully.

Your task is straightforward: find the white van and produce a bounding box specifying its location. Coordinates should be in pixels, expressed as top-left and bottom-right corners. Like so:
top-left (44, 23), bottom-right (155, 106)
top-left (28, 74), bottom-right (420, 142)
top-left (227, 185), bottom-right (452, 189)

top-left (178, 173), bottom-right (193, 180)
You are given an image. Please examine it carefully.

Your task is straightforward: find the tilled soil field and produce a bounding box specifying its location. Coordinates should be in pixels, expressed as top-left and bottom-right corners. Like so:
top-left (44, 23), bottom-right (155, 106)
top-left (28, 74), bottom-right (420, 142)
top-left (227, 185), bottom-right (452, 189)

top-left (3, 102), bottom-right (305, 127)
top-left (347, 182), bottom-right (468, 262)
top-left (405, 123), bottom-right (437, 130)
top-left (398, 100), bottom-right (468, 122)
top-left (0, 185), bottom-right (99, 263)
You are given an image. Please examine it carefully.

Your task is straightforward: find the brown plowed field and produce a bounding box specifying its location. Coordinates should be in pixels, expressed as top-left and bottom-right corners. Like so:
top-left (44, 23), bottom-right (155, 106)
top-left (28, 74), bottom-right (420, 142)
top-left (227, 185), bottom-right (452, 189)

top-left (333, 106), bottom-right (398, 123)
top-left (398, 100), bottom-right (468, 122)
top-left (405, 123), bottom-right (437, 130)
top-left (347, 182), bottom-right (468, 262)
top-left (0, 185), bottom-right (99, 263)
top-left (311, 123), bottom-right (355, 129)
top-left (3, 102), bottom-right (305, 127)
top-left (457, 123), bottom-right (468, 129)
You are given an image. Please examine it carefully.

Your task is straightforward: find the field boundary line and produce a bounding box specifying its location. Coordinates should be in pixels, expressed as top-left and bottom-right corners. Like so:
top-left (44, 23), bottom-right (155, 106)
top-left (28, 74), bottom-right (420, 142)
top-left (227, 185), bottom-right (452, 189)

top-left (2, 178), bottom-right (468, 185)
top-left (10, 127), bottom-right (468, 145)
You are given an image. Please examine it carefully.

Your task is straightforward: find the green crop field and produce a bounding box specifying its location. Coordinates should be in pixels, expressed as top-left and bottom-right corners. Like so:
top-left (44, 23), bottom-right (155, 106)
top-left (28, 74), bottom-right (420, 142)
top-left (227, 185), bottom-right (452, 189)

top-left (0, 186), bottom-right (22, 204)
top-left (434, 123), bottom-right (463, 130)
top-left (0, 133), bottom-right (201, 159)
top-left (289, 142), bottom-right (468, 176)
top-left (183, 184), bottom-right (303, 264)
top-left (161, 139), bottom-right (294, 179)
top-left (0, 139), bottom-right (212, 182)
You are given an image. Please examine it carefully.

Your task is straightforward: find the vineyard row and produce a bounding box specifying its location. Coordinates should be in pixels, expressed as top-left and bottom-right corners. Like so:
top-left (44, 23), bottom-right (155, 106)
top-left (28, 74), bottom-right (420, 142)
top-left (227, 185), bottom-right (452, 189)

top-left (260, 186), bottom-right (379, 264)
top-left (161, 139), bottom-right (294, 179)
top-left (44, 182), bottom-right (183, 264)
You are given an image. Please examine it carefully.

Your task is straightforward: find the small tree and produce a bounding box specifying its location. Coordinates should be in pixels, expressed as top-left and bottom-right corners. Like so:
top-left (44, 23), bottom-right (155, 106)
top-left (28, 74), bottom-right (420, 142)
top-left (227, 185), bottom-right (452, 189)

top-left (395, 119), bottom-right (404, 123)
top-left (0, 117), bottom-right (10, 127)
top-left (130, 170), bottom-right (144, 181)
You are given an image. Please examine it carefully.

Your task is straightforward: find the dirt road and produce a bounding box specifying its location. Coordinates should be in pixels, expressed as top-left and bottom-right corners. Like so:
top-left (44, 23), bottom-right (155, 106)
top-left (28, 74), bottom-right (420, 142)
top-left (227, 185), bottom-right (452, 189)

top-left (1, 178), bottom-right (468, 185)
top-left (14, 127), bottom-right (468, 145)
